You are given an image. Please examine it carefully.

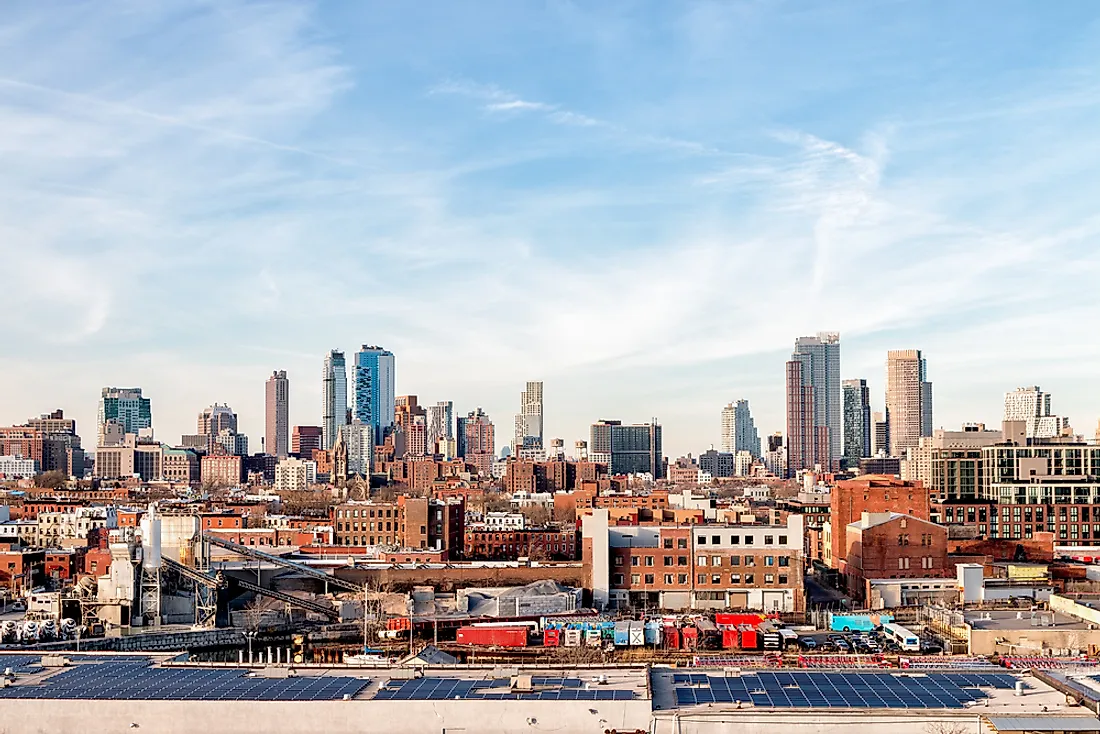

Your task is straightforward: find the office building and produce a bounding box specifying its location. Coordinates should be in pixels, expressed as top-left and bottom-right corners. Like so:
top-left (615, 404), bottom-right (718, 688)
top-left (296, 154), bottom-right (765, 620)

top-left (872, 412), bottom-right (890, 457)
top-left (352, 346), bottom-right (395, 442)
top-left (338, 421), bottom-right (375, 477)
top-left (589, 419), bottom-right (664, 479)
top-left (886, 349), bottom-right (932, 456)
top-left (264, 370), bottom-right (289, 457)
top-left (93, 434), bottom-right (163, 481)
top-left (198, 404), bottom-right (237, 437)
top-left (698, 449), bottom-right (735, 479)
top-left (786, 332), bottom-right (841, 474)
top-left (291, 426), bottom-right (323, 458)
top-left (842, 379), bottom-right (871, 466)
top-left (184, 404), bottom-right (244, 454)
top-left (514, 381), bottom-right (544, 453)
top-left (98, 388), bottom-right (152, 436)
top-left (720, 400), bottom-right (760, 458)
top-left (27, 410), bottom-right (84, 477)
top-left (900, 423), bottom-right (1003, 499)
top-left (321, 350), bottom-right (347, 450)
top-left (426, 400), bottom-right (453, 449)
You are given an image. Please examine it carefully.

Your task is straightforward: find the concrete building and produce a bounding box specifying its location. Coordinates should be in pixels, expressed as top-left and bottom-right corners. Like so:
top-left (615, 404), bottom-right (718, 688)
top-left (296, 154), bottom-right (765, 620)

top-left (265, 370), bottom-right (289, 457)
top-left (352, 345), bottom-right (395, 443)
top-left (1004, 385), bottom-right (1071, 440)
top-left (198, 403), bottom-right (237, 437)
top-left (589, 420), bottom-right (663, 478)
top-left (94, 434), bottom-right (163, 481)
top-left (720, 400), bottom-right (760, 458)
top-left (900, 423), bottom-right (1003, 497)
top-left (885, 349), bottom-right (932, 456)
top-left (98, 387), bottom-right (152, 436)
top-left (274, 457), bottom-right (316, 492)
top-left (28, 410), bottom-right (85, 477)
top-left (513, 381), bottom-right (544, 454)
top-left (426, 400), bottom-right (453, 450)
top-left (321, 349), bottom-right (347, 450)
top-left (162, 447), bottom-right (200, 483)
top-left (872, 411), bottom-right (890, 457)
top-left (0, 455), bottom-right (36, 478)
top-left (457, 408), bottom-right (495, 477)
top-left (786, 332), bottom-right (841, 475)
top-left (698, 449), bottom-right (734, 479)
top-left (842, 378), bottom-right (871, 467)
top-left (844, 511), bottom-right (949, 601)
top-left (339, 420), bottom-right (375, 477)
top-left (200, 453), bottom-right (243, 487)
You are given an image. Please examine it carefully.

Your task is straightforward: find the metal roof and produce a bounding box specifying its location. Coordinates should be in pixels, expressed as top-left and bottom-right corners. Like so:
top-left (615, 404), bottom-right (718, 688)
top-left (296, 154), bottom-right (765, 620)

top-left (986, 716), bottom-right (1100, 733)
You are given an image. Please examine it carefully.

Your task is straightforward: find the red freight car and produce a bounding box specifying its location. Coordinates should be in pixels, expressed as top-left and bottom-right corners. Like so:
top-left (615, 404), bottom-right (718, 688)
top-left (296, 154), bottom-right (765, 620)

top-left (455, 626), bottom-right (529, 647)
top-left (722, 628), bottom-right (740, 650)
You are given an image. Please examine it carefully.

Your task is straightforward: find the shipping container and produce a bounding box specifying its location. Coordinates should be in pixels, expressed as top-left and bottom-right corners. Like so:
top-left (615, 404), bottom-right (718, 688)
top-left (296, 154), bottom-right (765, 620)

top-left (386, 617), bottom-right (412, 631)
top-left (543, 629), bottom-right (560, 647)
top-left (722, 628), bottom-right (740, 649)
top-left (455, 626), bottom-right (528, 647)
top-left (682, 626), bottom-right (699, 650)
top-left (563, 629), bottom-right (582, 647)
top-left (715, 613), bottom-right (766, 628)
top-left (585, 629), bottom-right (602, 647)
top-left (628, 621), bottom-right (645, 646)
top-left (613, 621), bottom-right (631, 646)
top-left (643, 621), bottom-right (663, 646)
top-left (662, 626), bottom-right (680, 650)
top-left (738, 624), bottom-right (758, 650)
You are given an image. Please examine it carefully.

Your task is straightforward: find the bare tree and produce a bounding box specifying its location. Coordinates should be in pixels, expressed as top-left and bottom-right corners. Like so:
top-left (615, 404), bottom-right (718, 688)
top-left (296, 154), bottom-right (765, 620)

top-left (924, 723), bottom-right (969, 734)
top-left (520, 504), bottom-right (550, 528)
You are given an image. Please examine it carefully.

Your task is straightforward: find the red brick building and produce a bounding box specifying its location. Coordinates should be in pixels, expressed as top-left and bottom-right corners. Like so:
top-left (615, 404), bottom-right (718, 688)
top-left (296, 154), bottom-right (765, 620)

top-left (201, 454), bottom-right (243, 487)
top-left (291, 426), bottom-right (323, 457)
top-left (0, 427), bottom-right (43, 467)
top-left (829, 475), bottom-right (930, 570)
top-left (844, 512), bottom-right (948, 601)
top-left (465, 527), bottom-right (578, 561)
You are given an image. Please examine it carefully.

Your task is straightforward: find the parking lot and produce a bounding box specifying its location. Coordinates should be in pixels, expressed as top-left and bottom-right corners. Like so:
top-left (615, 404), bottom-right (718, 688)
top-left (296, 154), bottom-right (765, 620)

top-left (791, 627), bottom-right (945, 655)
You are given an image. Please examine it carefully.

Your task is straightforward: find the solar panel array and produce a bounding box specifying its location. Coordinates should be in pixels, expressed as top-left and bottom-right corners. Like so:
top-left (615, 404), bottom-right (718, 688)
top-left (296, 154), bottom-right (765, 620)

top-left (671, 671), bottom-right (1020, 709)
top-left (0, 661), bottom-right (368, 701)
top-left (374, 676), bottom-right (635, 701)
top-left (0, 655), bottom-right (44, 674)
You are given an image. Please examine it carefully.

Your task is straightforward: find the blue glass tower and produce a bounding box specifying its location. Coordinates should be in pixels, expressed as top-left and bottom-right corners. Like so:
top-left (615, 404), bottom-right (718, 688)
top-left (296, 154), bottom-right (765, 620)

top-left (353, 346), bottom-right (395, 442)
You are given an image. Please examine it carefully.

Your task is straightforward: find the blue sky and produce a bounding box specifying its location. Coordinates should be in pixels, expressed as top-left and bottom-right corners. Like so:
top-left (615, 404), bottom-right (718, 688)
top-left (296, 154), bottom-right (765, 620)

top-left (2, 0), bottom-right (1100, 458)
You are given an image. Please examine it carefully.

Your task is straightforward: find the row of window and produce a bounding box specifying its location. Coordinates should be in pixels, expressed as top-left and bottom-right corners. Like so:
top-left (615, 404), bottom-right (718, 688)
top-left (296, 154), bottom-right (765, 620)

top-left (696, 534), bottom-right (788, 547)
top-left (337, 521), bottom-right (397, 533)
top-left (335, 508), bottom-right (395, 519)
top-left (895, 557), bottom-right (936, 570)
top-left (612, 572), bottom-right (790, 587)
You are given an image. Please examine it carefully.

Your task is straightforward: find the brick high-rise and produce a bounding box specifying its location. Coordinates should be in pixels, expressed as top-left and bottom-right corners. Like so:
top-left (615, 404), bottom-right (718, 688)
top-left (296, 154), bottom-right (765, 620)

top-left (786, 333), bottom-right (841, 475)
top-left (885, 350), bottom-right (932, 457)
top-left (265, 370), bottom-right (289, 457)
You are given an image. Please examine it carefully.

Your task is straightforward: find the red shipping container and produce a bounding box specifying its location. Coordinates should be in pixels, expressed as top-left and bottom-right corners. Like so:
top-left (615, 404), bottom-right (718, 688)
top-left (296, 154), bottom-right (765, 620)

top-left (455, 626), bottom-right (528, 647)
top-left (722, 628), bottom-right (740, 650)
top-left (387, 617), bottom-right (411, 631)
top-left (715, 613), bottom-right (765, 628)
top-left (738, 624), bottom-right (758, 650)
top-left (662, 626), bottom-right (680, 650)
top-left (543, 629), bottom-right (561, 647)
top-left (682, 626), bottom-right (699, 651)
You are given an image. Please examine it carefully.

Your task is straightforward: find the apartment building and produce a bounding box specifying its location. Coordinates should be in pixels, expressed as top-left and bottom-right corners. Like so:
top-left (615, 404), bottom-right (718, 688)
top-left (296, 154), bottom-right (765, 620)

top-left (844, 512), bottom-right (949, 602)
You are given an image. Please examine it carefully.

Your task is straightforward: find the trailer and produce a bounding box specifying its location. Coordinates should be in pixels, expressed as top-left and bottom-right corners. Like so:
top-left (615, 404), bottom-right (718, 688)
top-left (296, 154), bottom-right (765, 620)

top-left (613, 621), bottom-right (631, 646)
top-left (543, 629), bottom-right (561, 647)
top-left (455, 626), bottom-right (529, 647)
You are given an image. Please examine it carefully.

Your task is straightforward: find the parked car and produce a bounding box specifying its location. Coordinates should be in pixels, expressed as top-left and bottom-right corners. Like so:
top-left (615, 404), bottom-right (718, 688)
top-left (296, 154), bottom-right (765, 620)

top-left (819, 641), bottom-right (837, 653)
top-left (920, 642), bottom-right (943, 655)
top-left (798, 638), bottom-right (818, 651)
top-left (834, 639), bottom-right (851, 653)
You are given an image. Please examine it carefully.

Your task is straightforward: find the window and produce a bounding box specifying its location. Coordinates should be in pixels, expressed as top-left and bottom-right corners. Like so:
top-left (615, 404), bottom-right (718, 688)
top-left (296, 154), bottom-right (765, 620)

top-left (697, 536), bottom-right (706, 545)
top-left (631, 556), bottom-right (639, 566)
top-left (644, 574), bottom-right (655, 585)
top-left (730, 535), bottom-right (740, 545)
top-left (765, 574), bottom-right (775, 584)
top-left (663, 556), bottom-right (674, 566)
top-left (922, 557), bottom-right (933, 569)
top-left (614, 556), bottom-right (623, 566)
top-left (729, 573), bottom-right (741, 584)
top-left (744, 555), bottom-right (755, 566)
top-left (779, 535), bottom-right (787, 545)
top-left (678, 574), bottom-right (688, 584)
top-left (645, 556), bottom-right (654, 567)
top-left (677, 556), bottom-right (688, 566)
top-left (745, 574), bottom-right (754, 585)
top-left (764, 535), bottom-right (774, 545)
top-left (678, 538), bottom-right (687, 549)
top-left (778, 556), bottom-right (790, 567)
top-left (765, 556), bottom-right (775, 566)
top-left (778, 574), bottom-right (788, 585)
top-left (711, 535), bottom-right (720, 545)
top-left (631, 574), bottom-right (640, 584)
top-left (664, 574), bottom-right (674, 584)
top-left (711, 555), bottom-right (721, 567)
top-left (697, 574), bottom-right (706, 585)
top-left (744, 535), bottom-right (754, 545)
top-left (711, 574), bottom-right (721, 585)
top-left (728, 555), bottom-right (740, 566)
top-left (898, 557), bottom-right (910, 570)
top-left (663, 538), bottom-right (673, 549)
top-left (697, 556), bottom-right (707, 566)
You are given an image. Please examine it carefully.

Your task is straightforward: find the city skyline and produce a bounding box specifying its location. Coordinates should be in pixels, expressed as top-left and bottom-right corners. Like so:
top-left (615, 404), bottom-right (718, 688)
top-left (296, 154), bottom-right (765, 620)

top-left (3, 2), bottom-right (1100, 458)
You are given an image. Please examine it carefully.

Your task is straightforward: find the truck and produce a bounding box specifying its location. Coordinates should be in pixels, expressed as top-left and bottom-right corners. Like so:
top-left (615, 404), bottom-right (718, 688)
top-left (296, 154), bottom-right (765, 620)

top-left (827, 612), bottom-right (893, 632)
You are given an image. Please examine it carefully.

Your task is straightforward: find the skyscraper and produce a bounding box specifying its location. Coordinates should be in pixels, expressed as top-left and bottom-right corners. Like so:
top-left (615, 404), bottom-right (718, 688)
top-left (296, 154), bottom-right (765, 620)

top-left (427, 401), bottom-right (454, 449)
top-left (589, 419), bottom-right (664, 479)
top-left (98, 388), bottom-right (152, 436)
top-left (198, 404), bottom-right (237, 437)
top-left (720, 400), bottom-right (760, 458)
top-left (352, 345), bottom-right (395, 443)
top-left (514, 381), bottom-right (544, 453)
top-left (457, 408), bottom-right (494, 477)
top-left (842, 379), bottom-right (872, 465)
top-left (265, 370), bottom-right (289, 457)
top-left (1003, 386), bottom-right (1070, 439)
top-left (321, 350), bottom-right (347, 450)
top-left (786, 332), bottom-right (841, 474)
top-left (872, 412), bottom-right (890, 457)
top-left (885, 350), bottom-right (932, 456)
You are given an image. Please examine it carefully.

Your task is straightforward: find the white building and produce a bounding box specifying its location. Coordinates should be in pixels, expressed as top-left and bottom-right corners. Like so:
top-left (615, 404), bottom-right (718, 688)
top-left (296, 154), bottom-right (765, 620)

top-left (274, 457), bottom-right (317, 492)
top-left (484, 512), bottom-right (526, 531)
top-left (734, 450), bottom-right (755, 477)
top-left (1003, 385), bottom-right (1070, 440)
top-left (742, 485), bottom-right (771, 502)
top-left (509, 491), bottom-right (554, 509)
top-left (36, 507), bottom-right (118, 549)
top-left (340, 421), bottom-right (375, 477)
top-left (0, 455), bottom-right (37, 479)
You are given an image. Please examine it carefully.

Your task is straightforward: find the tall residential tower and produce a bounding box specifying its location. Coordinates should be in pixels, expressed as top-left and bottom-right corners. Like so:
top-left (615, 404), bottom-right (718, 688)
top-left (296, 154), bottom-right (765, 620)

top-left (321, 350), bottom-right (347, 450)
top-left (720, 400), bottom-right (760, 458)
top-left (265, 370), bottom-right (289, 457)
top-left (352, 346), bottom-right (395, 443)
top-left (885, 350), bottom-right (932, 457)
top-left (98, 388), bottom-right (152, 436)
top-left (785, 332), bottom-right (841, 474)
top-left (842, 379), bottom-right (872, 466)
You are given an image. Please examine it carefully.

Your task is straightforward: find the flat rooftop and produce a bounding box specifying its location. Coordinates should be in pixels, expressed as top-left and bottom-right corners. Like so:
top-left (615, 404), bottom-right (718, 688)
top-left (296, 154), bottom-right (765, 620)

top-left (965, 610), bottom-right (1090, 631)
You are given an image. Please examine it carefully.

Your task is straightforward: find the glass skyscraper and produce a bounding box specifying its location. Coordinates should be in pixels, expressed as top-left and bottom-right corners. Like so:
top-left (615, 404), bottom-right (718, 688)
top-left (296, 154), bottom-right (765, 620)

top-left (842, 378), bottom-right (871, 466)
top-left (322, 350), bottom-right (347, 450)
top-left (352, 346), bottom-right (395, 443)
top-left (98, 387), bottom-right (152, 436)
top-left (786, 332), bottom-right (841, 473)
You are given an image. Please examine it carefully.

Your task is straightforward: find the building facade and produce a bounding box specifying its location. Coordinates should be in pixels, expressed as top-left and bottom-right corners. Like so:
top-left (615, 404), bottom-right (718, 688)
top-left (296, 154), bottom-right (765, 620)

top-left (322, 349), bottom-right (348, 450)
top-left (885, 349), bottom-right (932, 457)
top-left (842, 378), bottom-right (871, 466)
top-left (828, 475), bottom-right (931, 572)
top-left (589, 420), bottom-right (663, 478)
top-left (352, 345), bottom-right (395, 442)
top-left (427, 401), bottom-right (454, 452)
top-left (786, 332), bottom-right (841, 473)
top-left (1003, 386), bottom-right (1070, 440)
top-left (721, 400), bottom-right (760, 458)
top-left (98, 387), bottom-right (151, 436)
top-left (292, 426), bottom-right (323, 457)
top-left (265, 370), bottom-right (289, 457)
top-left (457, 408), bottom-right (495, 477)
top-left (514, 381), bottom-right (544, 454)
